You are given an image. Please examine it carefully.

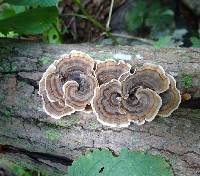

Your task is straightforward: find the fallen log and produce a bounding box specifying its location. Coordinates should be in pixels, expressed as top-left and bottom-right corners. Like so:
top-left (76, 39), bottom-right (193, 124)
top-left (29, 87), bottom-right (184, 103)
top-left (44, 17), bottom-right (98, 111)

top-left (0, 39), bottom-right (199, 176)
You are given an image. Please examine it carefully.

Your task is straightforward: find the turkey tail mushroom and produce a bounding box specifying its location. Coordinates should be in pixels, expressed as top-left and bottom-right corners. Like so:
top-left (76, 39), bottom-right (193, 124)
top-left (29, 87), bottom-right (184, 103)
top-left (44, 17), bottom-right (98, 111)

top-left (38, 65), bottom-right (74, 119)
top-left (121, 63), bottom-right (170, 97)
top-left (158, 74), bottom-right (181, 117)
top-left (42, 94), bottom-right (75, 119)
top-left (120, 63), bottom-right (170, 124)
top-left (54, 50), bottom-right (95, 76)
top-left (39, 53), bottom-right (181, 126)
top-left (39, 50), bottom-right (98, 118)
top-left (94, 60), bottom-right (131, 85)
top-left (63, 74), bottom-right (98, 110)
top-left (91, 79), bottom-right (129, 128)
top-left (121, 87), bottom-right (162, 124)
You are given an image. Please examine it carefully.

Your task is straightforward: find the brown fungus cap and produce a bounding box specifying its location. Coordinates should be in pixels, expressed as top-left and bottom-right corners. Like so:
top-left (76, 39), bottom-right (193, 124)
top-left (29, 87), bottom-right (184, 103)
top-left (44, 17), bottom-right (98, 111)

top-left (39, 63), bottom-right (64, 103)
top-left (55, 50), bottom-right (97, 110)
top-left (39, 50), bottom-right (98, 118)
top-left (38, 64), bottom-right (56, 97)
top-left (39, 66), bottom-right (74, 119)
top-left (95, 60), bottom-right (131, 85)
top-left (121, 87), bottom-right (162, 124)
top-left (54, 50), bottom-right (95, 77)
top-left (91, 79), bottom-right (129, 128)
top-left (118, 71), bottom-right (131, 82)
top-left (158, 74), bottom-right (181, 117)
top-left (45, 71), bottom-right (64, 102)
top-left (42, 94), bottom-right (74, 119)
top-left (63, 74), bottom-right (98, 110)
top-left (121, 63), bottom-right (170, 97)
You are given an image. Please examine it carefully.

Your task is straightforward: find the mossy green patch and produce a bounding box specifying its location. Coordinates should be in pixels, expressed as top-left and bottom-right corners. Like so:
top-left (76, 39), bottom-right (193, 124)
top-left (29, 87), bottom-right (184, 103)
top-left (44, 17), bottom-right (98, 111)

top-left (11, 64), bottom-right (18, 72)
top-left (0, 46), bottom-right (12, 56)
top-left (89, 52), bottom-right (114, 61)
top-left (0, 94), bottom-right (6, 102)
top-left (3, 108), bottom-right (12, 119)
top-left (55, 120), bottom-right (66, 127)
top-left (181, 74), bottom-right (193, 89)
top-left (44, 129), bottom-right (60, 141)
top-left (0, 61), bottom-right (11, 72)
top-left (88, 121), bottom-right (99, 129)
top-left (37, 55), bottom-right (51, 66)
top-left (17, 80), bottom-right (28, 88)
top-left (18, 99), bottom-right (29, 109)
top-left (66, 114), bottom-right (80, 126)
top-left (0, 158), bottom-right (48, 176)
top-left (32, 118), bottom-right (61, 129)
top-left (0, 107), bottom-right (12, 120)
top-left (191, 109), bottom-right (200, 119)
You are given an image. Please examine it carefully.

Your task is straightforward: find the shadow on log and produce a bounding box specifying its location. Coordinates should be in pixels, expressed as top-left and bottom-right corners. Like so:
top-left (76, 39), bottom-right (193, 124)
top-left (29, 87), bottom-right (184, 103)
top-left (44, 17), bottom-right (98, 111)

top-left (0, 39), bottom-right (199, 176)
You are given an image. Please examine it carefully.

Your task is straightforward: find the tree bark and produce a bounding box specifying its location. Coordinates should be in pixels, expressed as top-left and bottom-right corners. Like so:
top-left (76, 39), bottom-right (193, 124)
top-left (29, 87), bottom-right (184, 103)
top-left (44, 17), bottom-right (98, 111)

top-left (0, 39), bottom-right (199, 176)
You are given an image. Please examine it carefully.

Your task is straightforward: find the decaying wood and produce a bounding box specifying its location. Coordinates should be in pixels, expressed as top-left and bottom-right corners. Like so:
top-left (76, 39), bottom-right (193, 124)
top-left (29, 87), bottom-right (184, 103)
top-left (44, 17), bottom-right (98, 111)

top-left (0, 39), bottom-right (199, 176)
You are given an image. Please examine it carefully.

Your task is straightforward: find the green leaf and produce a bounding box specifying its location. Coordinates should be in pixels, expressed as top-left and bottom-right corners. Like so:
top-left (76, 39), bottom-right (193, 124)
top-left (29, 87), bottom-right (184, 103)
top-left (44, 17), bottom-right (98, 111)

top-left (47, 26), bottom-right (62, 44)
top-left (190, 37), bottom-right (200, 48)
top-left (0, 8), bottom-right (16, 20)
top-left (68, 148), bottom-right (174, 176)
top-left (0, 6), bottom-right (58, 35)
top-left (154, 35), bottom-right (175, 48)
top-left (4, 0), bottom-right (60, 6)
top-left (125, 1), bottom-right (146, 32)
top-left (0, 4), bottom-right (26, 20)
top-left (145, 1), bottom-right (174, 39)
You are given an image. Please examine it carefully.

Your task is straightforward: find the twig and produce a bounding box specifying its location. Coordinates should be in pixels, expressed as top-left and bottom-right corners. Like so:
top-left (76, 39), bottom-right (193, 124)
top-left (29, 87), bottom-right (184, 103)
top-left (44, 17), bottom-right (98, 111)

top-left (106, 0), bottom-right (115, 31)
top-left (110, 33), bottom-right (154, 45)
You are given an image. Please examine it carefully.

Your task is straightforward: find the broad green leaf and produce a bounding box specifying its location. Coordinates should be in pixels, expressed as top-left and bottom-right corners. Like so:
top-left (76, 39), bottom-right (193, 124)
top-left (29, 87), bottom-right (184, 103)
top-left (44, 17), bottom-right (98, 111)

top-left (4, 0), bottom-right (60, 6)
top-left (0, 8), bottom-right (16, 20)
top-left (11, 5), bottom-right (26, 14)
top-left (0, 6), bottom-right (58, 35)
top-left (68, 148), bottom-right (174, 176)
top-left (0, 4), bottom-right (26, 20)
top-left (190, 37), bottom-right (200, 48)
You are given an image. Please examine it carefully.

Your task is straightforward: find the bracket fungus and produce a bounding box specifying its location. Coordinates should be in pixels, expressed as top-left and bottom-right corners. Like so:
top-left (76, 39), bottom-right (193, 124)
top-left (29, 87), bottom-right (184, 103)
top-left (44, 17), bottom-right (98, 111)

top-left (158, 74), bottom-right (181, 117)
top-left (42, 94), bottom-right (75, 119)
top-left (39, 50), bottom-right (98, 119)
top-left (92, 63), bottom-right (180, 127)
top-left (91, 79), bottom-right (129, 128)
top-left (63, 74), bottom-right (98, 110)
top-left (95, 60), bottom-right (131, 85)
top-left (121, 63), bottom-right (170, 96)
top-left (121, 87), bottom-right (162, 125)
top-left (38, 65), bottom-right (74, 119)
top-left (39, 51), bottom-right (181, 127)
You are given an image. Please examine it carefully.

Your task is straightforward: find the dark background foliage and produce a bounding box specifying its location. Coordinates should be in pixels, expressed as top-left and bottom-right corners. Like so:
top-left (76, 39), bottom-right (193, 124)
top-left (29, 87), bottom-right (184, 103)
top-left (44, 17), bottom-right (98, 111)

top-left (0, 0), bottom-right (199, 47)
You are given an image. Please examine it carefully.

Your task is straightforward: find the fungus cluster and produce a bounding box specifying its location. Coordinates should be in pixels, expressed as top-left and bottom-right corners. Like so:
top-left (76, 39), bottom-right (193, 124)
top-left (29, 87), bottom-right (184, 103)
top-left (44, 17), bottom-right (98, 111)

top-left (39, 51), bottom-right (181, 127)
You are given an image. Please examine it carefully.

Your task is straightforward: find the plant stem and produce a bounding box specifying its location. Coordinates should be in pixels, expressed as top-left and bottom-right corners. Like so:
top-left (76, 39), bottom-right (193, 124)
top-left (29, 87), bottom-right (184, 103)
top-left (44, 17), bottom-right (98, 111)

top-left (106, 0), bottom-right (115, 30)
top-left (67, 1), bottom-right (118, 44)
top-left (110, 33), bottom-right (154, 45)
